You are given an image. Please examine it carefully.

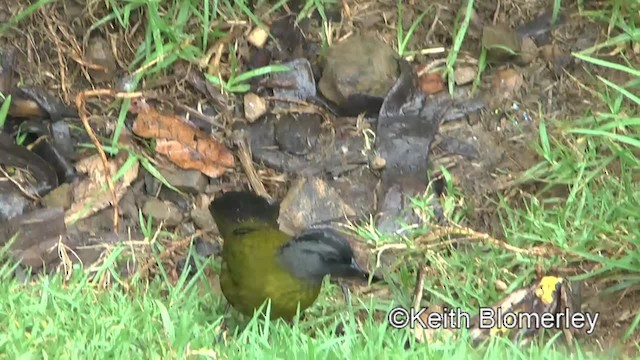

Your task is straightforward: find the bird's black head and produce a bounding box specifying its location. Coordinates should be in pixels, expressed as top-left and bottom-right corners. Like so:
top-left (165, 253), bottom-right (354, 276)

top-left (276, 227), bottom-right (370, 284)
top-left (209, 191), bottom-right (280, 231)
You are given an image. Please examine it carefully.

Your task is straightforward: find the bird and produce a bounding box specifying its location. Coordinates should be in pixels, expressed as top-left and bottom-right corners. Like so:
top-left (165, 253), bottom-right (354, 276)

top-left (209, 190), bottom-right (372, 320)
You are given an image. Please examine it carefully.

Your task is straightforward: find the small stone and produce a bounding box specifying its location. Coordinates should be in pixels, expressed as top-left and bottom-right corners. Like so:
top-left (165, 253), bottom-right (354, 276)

top-left (453, 66), bottom-right (476, 86)
top-left (482, 25), bottom-right (521, 62)
top-left (118, 189), bottom-right (138, 220)
top-left (243, 92), bottom-right (267, 122)
top-left (190, 208), bottom-right (216, 230)
top-left (42, 183), bottom-right (73, 210)
top-left (318, 35), bottom-right (399, 106)
top-left (491, 68), bottom-right (524, 100)
top-left (159, 166), bottom-right (208, 194)
top-left (86, 35), bottom-right (116, 83)
top-left (142, 198), bottom-right (183, 227)
top-left (371, 155), bottom-right (386, 170)
top-left (278, 177), bottom-right (356, 234)
top-left (495, 279), bottom-right (508, 292)
top-left (517, 36), bottom-right (538, 65)
top-left (247, 26), bottom-right (269, 48)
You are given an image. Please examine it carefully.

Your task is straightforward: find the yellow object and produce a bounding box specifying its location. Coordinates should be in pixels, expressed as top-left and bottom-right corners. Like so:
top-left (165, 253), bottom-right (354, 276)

top-left (535, 276), bottom-right (563, 305)
top-left (210, 191), bottom-right (369, 320)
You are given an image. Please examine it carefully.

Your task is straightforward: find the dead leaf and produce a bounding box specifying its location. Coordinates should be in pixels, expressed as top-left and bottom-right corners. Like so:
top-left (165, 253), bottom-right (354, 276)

top-left (132, 106), bottom-right (235, 177)
top-left (419, 72), bottom-right (444, 95)
top-left (65, 153), bottom-right (139, 224)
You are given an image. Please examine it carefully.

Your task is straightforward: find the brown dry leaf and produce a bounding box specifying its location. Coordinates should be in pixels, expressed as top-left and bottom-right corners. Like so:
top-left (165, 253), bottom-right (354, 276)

top-left (65, 153), bottom-right (139, 224)
top-left (132, 106), bottom-right (235, 177)
top-left (155, 139), bottom-right (226, 178)
top-left (419, 72), bottom-right (444, 95)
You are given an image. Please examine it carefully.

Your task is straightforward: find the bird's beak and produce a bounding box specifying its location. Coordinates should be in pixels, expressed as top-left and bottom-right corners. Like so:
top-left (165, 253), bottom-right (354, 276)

top-left (346, 258), bottom-right (383, 283)
top-left (349, 258), bottom-right (366, 276)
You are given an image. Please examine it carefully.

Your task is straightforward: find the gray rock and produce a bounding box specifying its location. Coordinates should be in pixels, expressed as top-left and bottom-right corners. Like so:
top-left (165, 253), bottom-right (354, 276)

top-left (159, 166), bottom-right (208, 194)
top-left (190, 208), bottom-right (216, 231)
top-left (142, 198), bottom-right (183, 227)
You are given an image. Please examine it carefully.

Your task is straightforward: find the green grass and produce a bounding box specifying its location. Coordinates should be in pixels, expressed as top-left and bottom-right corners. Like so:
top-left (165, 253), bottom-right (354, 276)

top-left (1, 0), bottom-right (639, 358)
top-left (0, 249), bottom-right (609, 359)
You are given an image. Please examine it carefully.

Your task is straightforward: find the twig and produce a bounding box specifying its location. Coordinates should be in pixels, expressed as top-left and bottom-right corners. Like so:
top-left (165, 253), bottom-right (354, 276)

top-left (236, 135), bottom-right (271, 201)
top-left (416, 224), bottom-right (564, 257)
top-left (74, 89), bottom-right (144, 231)
top-left (412, 267), bottom-right (426, 312)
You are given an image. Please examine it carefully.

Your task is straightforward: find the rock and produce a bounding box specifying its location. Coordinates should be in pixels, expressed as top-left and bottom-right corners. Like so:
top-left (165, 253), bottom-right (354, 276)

top-left (454, 66), bottom-right (476, 86)
top-left (245, 114), bottom-right (369, 176)
top-left (142, 198), bottom-right (183, 227)
top-left (517, 36), bottom-right (539, 65)
top-left (118, 189), bottom-right (139, 220)
top-left (318, 35), bottom-right (399, 107)
top-left (195, 237), bottom-right (220, 257)
top-left (491, 68), bottom-right (524, 102)
top-left (191, 208), bottom-right (216, 230)
top-left (247, 26), bottom-right (269, 48)
top-left (482, 25), bottom-right (522, 62)
top-left (158, 165), bottom-right (208, 194)
top-left (179, 222), bottom-right (196, 235)
top-left (274, 113), bottom-right (323, 155)
top-left (329, 168), bottom-right (378, 217)
top-left (243, 92), bottom-right (267, 122)
top-left (86, 35), bottom-right (116, 83)
top-left (540, 44), bottom-right (572, 76)
top-left (278, 177), bottom-right (356, 234)
top-left (0, 207), bottom-right (65, 250)
top-left (144, 168), bottom-right (161, 195)
top-left (42, 183), bottom-right (73, 210)
top-left (158, 188), bottom-right (190, 210)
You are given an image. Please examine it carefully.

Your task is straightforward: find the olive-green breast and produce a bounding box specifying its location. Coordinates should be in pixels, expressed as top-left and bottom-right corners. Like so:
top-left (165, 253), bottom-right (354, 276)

top-left (220, 227), bottom-right (321, 319)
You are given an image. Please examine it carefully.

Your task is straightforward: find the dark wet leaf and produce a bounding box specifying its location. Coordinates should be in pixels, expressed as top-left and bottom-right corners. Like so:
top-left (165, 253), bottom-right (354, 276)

top-left (265, 58), bottom-right (316, 109)
top-left (13, 86), bottom-right (77, 121)
top-left (0, 207), bottom-right (65, 251)
top-left (0, 132), bottom-right (59, 196)
top-left (516, 11), bottom-right (567, 45)
top-left (32, 138), bottom-right (78, 184)
top-left (374, 57), bottom-right (452, 233)
top-left (379, 59), bottom-right (425, 118)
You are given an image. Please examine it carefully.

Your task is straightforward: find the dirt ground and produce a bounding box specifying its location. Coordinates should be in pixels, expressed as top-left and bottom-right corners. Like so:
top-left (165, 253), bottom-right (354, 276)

top-left (0, 0), bottom-right (638, 354)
